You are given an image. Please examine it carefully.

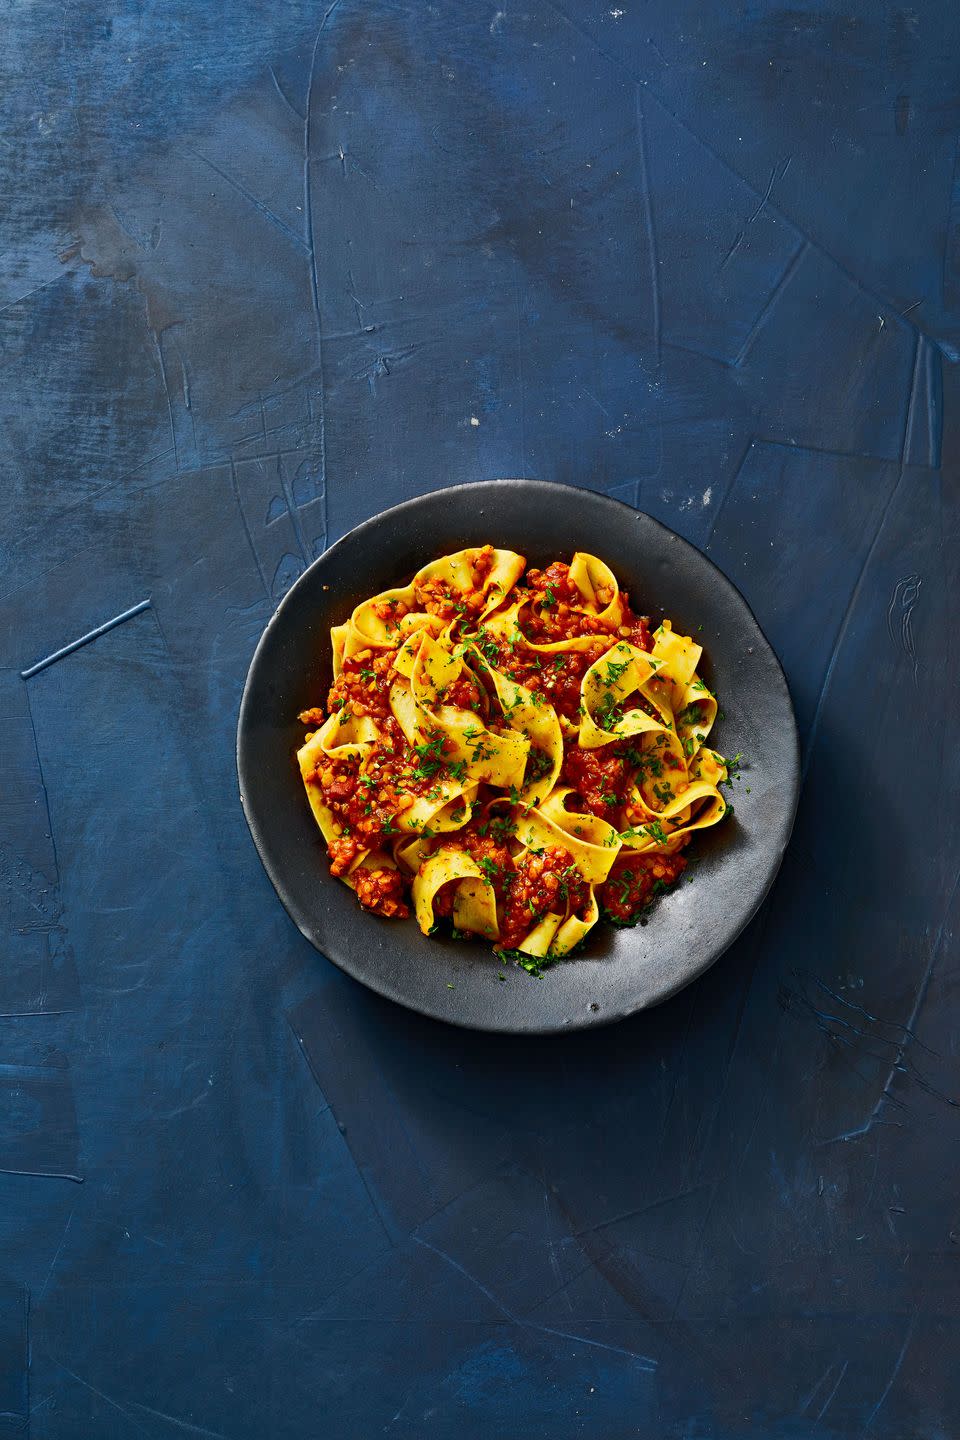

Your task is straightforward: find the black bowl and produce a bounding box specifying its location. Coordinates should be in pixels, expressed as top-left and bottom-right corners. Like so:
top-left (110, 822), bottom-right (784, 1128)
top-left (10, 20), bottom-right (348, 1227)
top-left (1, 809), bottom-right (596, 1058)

top-left (237, 480), bottom-right (799, 1033)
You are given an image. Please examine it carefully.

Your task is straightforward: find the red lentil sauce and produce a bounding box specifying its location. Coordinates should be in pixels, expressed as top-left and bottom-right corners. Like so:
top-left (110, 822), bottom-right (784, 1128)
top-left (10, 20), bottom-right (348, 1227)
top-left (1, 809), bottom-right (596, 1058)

top-left (599, 851), bottom-right (688, 924)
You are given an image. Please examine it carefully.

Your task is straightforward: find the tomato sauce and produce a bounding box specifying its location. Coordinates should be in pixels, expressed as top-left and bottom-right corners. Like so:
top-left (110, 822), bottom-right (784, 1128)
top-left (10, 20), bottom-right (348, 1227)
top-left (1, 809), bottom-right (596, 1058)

top-left (599, 851), bottom-right (687, 924)
top-left (352, 865), bottom-right (410, 918)
top-left (324, 647), bottom-right (397, 721)
top-left (499, 845), bottom-right (590, 950)
top-left (561, 744), bottom-right (633, 820)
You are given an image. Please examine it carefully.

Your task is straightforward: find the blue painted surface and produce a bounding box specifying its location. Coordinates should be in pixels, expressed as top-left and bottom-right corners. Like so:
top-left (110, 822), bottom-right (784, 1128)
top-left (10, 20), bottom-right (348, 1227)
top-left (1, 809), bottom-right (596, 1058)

top-left (2, 3), bottom-right (959, 1435)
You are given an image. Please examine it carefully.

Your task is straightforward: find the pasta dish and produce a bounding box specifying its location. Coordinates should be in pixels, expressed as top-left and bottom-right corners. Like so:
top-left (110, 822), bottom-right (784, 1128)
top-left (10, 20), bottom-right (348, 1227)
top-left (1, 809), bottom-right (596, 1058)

top-left (297, 548), bottom-right (730, 968)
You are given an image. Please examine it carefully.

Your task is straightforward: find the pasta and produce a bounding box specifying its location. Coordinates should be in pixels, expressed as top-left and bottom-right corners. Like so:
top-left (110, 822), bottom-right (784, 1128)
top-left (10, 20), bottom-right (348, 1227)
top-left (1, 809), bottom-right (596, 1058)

top-left (297, 547), bottom-right (730, 968)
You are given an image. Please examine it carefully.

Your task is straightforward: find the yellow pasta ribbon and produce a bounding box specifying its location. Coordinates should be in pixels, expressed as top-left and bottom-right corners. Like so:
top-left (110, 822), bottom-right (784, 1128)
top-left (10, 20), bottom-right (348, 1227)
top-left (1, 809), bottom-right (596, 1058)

top-left (514, 788), bottom-right (621, 883)
top-left (412, 849), bottom-right (499, 939)
top-left (578, 641), bottom-right (671, 749)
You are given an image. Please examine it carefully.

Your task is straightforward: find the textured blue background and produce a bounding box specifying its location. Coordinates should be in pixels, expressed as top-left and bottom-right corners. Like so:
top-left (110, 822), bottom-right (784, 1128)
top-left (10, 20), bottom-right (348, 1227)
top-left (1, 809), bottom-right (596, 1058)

top-left (3, 3), bottom-right (959, 1436)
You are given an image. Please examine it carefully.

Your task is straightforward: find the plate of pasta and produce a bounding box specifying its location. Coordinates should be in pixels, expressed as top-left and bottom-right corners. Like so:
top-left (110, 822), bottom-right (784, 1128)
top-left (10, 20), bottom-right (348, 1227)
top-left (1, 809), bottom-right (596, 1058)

top-left (238, 480), bottom-right (799, 1032)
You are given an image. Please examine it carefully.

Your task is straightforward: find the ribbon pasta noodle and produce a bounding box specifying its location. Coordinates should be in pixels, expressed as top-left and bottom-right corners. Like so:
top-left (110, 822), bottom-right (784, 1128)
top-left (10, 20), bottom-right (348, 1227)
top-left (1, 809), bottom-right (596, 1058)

top-left (297, 547), bottom-right (730, 966)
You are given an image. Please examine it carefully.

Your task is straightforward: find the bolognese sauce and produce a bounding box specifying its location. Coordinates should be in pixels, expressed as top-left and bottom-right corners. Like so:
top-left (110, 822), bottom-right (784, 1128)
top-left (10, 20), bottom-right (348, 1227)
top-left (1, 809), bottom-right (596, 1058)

top-left (599, 850), bottom-right (688, 925)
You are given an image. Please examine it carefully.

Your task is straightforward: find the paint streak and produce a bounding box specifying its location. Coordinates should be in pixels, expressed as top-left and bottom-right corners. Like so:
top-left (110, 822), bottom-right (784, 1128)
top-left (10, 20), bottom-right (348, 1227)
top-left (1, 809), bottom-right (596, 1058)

top-left (860, 1313), bottom-right (917, 1434)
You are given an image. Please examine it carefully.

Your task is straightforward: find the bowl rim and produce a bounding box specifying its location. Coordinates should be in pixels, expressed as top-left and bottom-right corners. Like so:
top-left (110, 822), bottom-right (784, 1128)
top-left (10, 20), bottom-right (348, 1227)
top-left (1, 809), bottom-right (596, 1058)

top-left (237, 477), bottom-right (801, 1032)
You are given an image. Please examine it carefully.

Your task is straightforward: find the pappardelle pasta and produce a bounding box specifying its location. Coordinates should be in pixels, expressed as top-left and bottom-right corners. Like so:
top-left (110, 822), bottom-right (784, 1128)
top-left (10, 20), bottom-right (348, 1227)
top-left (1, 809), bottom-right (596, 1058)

top-left (297, 547), bottom-right (730, 969)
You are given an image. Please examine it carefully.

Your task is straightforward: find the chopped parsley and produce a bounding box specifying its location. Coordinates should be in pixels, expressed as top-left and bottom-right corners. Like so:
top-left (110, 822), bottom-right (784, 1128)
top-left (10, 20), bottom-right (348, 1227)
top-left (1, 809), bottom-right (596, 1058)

top-left (525, 747), bottom-right (553, 783)
top-left (603, 657), bottom-right (631, 685)
top-left (595, 691), bottom-right (624, 731)
top-left (494, 946), bottom-right (553, 977)
top-left (473, 628), bottom-right (500, 663)
top-left (411, 732), bottom-right (447, 780)
top-left (477, 856), bottom-right (501, 886)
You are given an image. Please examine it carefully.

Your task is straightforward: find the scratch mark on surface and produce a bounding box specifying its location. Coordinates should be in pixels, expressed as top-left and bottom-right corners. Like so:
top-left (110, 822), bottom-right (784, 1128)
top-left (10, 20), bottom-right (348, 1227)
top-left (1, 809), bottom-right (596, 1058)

top-left (642, 84), bottom-right (951, 353)
top-left (268, 63), bottom-right (304, 122)
top-left (719, 156), bottom-right (791, 271)
top-left (20, 688), bottom-right (66, 1044)
top-left (941, 134), bottom-right (960, 323)
top-left (543, 1190), bottom-right (566, 1306)
top-left (802, 332), bottom-right (920, 784)
top-left (0, 1008), bottom-right (68, 1018)
top-left (228, 370), bottom-right (320, 419)
top-left (178, 353), bottom-right (191, 410)
top-left (152, 329), bottom-right (181, 473)
top-left (902, 336), bottom-right (942, 466)
top-left (51, 1362), bottom-right (150, 1435)
top-left (634, 87), bottom-right (661, 365)
top-left (130, 1400), bottom-right (234, 1438)
top-left (734, 240), bottom-right (807, 367)
top-left (704, 436), bottom-right (755, 549)
top-left (229, 462), bottom-right (270, 602)
top-left (860, 1313), bottom-right (917, 1435)
top-left (37, 1206), bottom-right (75, 1303)
top-left (572, 1183), bottom-right (712, 1239)
top-left (800, 1359), bottom-right (836, 1414)
top-left (811, 978), bottom-right (935, 1055)
top-left (514, 264), bottom-right (528, 477)
top-left (886, 575), bottom-right (922, 685)
top-left (817, 1360), bottom-right (849, 1420)
top-left (302, 5), bottom-right (341, 559)
top-left (414, 1236), bottom-right (516, 1319)
top-left (0, 271), bottom-right (71, 316)
top-left (347, 268), bottom-right (368, 331)
top-left (287, 1025), bottom-right (393, 1249)
top-left (657, 989), bottom-right (698, 1142)
top-left (21, 599), bottom-right (152, 678)
top-left (108, 202), bottom-right (146, 248)
top-left (415, 1237), bottom-right (656, 1368)
top-left (534, 1324), bottom-right (657, 1369)
top-left (352, 345), bottom-right (420, 387)
top-left (188, 147), bottom-right (309, 255)
top-left (1, 445), bottom-right (176, 586)
top-left (784, 977), bottom-right (958, 1120)
top-left (581, 386), bottom-right (612, 420)
top-left (823, 868), bottom-right (960, 1144)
